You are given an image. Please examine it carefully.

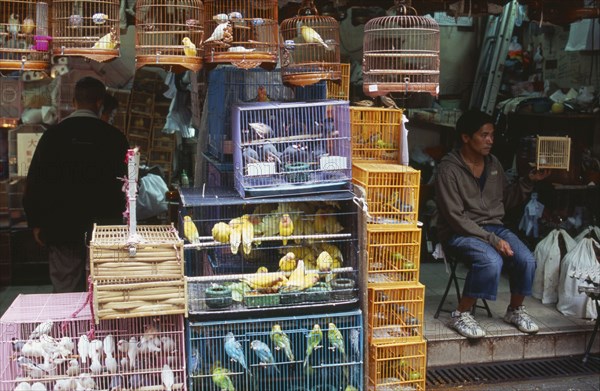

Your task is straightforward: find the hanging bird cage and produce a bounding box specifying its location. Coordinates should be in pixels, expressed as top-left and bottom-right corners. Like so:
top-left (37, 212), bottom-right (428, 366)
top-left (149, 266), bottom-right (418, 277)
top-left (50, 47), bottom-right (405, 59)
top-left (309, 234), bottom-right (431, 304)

top-left (362, 3), bottom-right (440, 97)
top-left (0, 1), bottom-right (50, 71)
top-left (279, 0), bottom-right (341, 87)
top-left (135, 0), bottom-right (204, 72)
top-left (51, 0), bottom-right (120, 62)
top-left (202, 0), bottom-right (278, 70)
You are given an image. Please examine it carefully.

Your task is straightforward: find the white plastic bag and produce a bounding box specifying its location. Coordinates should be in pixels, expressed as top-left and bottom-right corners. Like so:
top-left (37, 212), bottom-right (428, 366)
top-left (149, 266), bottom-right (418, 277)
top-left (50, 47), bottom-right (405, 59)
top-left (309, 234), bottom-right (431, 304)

top-left (532, 229), bottom-right (576, 304)
top-left (574, 226), bottom-right (600, 243)
top-left (557, 238), bottom-right (599, 319)
top-left (136, 173), bottom-right (169, 220)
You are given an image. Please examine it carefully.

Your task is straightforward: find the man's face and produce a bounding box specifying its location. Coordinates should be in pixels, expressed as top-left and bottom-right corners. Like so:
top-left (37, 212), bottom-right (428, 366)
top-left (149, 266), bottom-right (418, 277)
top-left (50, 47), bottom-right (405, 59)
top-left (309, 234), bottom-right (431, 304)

top-left (463, 123), bottom-right (494, 156)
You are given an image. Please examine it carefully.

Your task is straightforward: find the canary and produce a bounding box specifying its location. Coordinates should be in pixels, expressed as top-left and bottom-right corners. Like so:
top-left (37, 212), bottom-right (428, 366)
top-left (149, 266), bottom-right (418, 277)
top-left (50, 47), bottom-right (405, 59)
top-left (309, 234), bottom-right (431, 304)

top-left (212, 222), bottom-right (231, 243)
top-left (284, 260), bottom-right (305, 290)
top-left (242, 272), bottom-right (286, 290)
top-left (229, 218), bottom-right (242, 255)
top-left (183, 216), bottom-right (199, 243)
top-left (300, 25), bottom-right (334, 51)
top-left (278, 252), bottom-right (296, 272)
top-left (240, 216), bottom-right (254, 255)
top-left (182, 37), bottom-right (197, 57)
top-left (279, 214), bottom-right (294, 245)
top-left (320, 243), bottom-right (343, 264)
top-left (93, 31), bottom-right (117, 50)
top-left (316, 251), bottom-right (334, 273)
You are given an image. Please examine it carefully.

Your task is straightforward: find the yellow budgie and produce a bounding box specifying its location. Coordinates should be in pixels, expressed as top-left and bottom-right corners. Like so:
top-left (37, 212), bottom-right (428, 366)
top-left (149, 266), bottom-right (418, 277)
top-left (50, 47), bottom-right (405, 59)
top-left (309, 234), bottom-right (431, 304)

top-left (93, 31), bottom-right (117, 49)
top-left (183, 216), bottom-right (200, 243)
top-left (279, 252), bottom-right (297, 272)
top-left (300, 25), bottom-right (334, 51)
top-left (240, 216), bottom-right (254, 255)
top-left (182, 37), bottom-right (197, 57)
top-left (229, 218), bottom-right (243, 255)
top-left (279, 214), bottom-right (294, 246)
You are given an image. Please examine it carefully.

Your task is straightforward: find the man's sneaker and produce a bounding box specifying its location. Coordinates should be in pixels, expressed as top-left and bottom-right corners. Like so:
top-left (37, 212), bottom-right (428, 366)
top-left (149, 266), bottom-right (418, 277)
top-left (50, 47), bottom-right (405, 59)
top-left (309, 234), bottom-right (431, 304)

top-left (450, 311), bottom-right (486, 339)
top-left (504, 305), bottom-right (539, 334)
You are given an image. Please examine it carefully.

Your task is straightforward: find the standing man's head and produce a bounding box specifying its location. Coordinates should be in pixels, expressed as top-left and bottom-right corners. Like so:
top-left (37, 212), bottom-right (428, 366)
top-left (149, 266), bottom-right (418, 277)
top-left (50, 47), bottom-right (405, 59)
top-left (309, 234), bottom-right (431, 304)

top-left (456, 109), bottom-right (495, 157)
top-left (74, 77), bottom-right (106, 115)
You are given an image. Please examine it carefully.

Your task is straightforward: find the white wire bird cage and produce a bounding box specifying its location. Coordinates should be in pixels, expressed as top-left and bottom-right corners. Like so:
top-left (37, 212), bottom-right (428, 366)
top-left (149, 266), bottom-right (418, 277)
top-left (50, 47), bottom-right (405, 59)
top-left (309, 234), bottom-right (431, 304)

top-left (279, 0), bottom-right (341, 87)
top-left (203, 0), bottom-right (279, 70)
top-left (135, 0), bottom-right (204, 72)
top-left (362, 2), bottom-right (440, 98)
top-left (51, 0), bottom-right (120, 62)
top-left (0, 1), bottom-right (50, 71)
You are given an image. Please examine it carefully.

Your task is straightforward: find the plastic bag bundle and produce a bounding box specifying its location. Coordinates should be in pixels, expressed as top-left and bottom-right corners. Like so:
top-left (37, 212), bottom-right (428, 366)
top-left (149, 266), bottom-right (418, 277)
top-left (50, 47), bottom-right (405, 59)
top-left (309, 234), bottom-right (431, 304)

top-left (532, 229), bottom-right (576, 304)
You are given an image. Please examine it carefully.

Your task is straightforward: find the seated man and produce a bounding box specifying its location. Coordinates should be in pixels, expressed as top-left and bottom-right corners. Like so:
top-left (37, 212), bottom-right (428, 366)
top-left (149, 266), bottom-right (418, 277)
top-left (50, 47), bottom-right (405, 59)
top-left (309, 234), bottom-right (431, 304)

top-left (435, 109), bottom-right (550, 339)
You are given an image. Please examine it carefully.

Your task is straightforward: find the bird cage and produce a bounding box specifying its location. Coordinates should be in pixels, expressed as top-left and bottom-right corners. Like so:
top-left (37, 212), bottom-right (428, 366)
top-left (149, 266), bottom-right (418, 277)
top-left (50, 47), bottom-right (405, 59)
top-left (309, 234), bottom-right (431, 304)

top-left (51, 0), bottom-right (120, 62)
top-left (202, 0), bottom-right (278, 70)
top-left (0, 1), bottom-right (50, 71)
top-left (135, 0), bottom-right (204, 72)
top-left (362, 3), bottom-right (440, 97)
top-left (279, 0), bottom-right (341, 87)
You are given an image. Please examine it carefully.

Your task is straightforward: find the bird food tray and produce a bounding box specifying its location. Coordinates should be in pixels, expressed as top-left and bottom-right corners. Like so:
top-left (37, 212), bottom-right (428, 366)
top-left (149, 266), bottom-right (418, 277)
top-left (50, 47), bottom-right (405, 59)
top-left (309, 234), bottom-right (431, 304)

top-left (232, 100), bottom-right (352, 198)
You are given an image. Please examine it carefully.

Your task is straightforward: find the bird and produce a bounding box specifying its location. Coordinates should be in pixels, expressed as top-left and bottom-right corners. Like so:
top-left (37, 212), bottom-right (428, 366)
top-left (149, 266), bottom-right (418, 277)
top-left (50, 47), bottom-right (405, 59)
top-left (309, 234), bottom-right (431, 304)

top-left (183, 216), bottom-right (200, 243)
top-left (256, 86), bottom-right (270, 102)
top-left (352, 99), bottom-right (375, 107)
top-left (22, 18), bottom-right (35, 34)
top-left (248, 122), bottom-right (272, 139)
top-left (282, 144), bottom-right (309, 164)
top-left (30, 382), bottom-right (46, 391)
top-left (327, 323), bottom-right (347, 360)
top-left (103, 334), bottom-right (115, 358)
top-left (303, 324), bottom-right (323, 368)
top-left (316, 251), bottom-right (334, 273)
top-left (259, 142), bottom-right (281, 163)
top-left (212, 14), bottom-right (229, 24)
top-left (108, 374), bottom-right (123, 391)
top-left (229, 217), bottom-right (243, 255)
top-left (14, 382), bottom-right (31, 391)
top-left (250, 340), bottom-right (280, 373)
top-left (29, 320), bottom-right (53, 339)
top-left (212, 364), bottom-right (235, 391)
top-left (228, 12), bottom-right (243, 22)
top-left (93, 31), bottom-right (117, 50)
top-left (182, 37), bottom-right (197, 57)
top-left (105, 355), bottom-right (118, 374)
top-left (11, 338), bottom-right (25, 354)
top-left (161, 336), bottom-right (176, 354)
top-left (380, 95), bottom-right (400, 109)
top-left (349, 328), bottom-right (361, 360)
top-left (78, 373), bottom-right (96, 390)
top-left (241, 217), bottom-right (254, 256)
top-left (301, 25), bottom-right (334, 51)
top-left (77, 335), bottom-right (89, 364)
top-left (270, 324), bottom-right (294, 362)
top-left (129, 373), bottom-right (148, 389)
top-left (127, 336), bottom-right (138, 369)
top-left (7, 13), bottom-right (20, 39)
top-left (189, 348), bottom-right (200, 375)
top-left (279, 214), bottom-right (294, 246)
top-left (161, 364), bottom-right (175, 391)
top-left (204, 22), bottom-right (233, 45)
top-left (243, 147), bottom-right (260, 164)
top-left (65, 358), bottom-right (80, 376)
top-left (224, 332), bottom-right (250, 374)
top-left (116, 339), bottom-right (129, 354)
top-left (278, 252), bottom-right (296, 272)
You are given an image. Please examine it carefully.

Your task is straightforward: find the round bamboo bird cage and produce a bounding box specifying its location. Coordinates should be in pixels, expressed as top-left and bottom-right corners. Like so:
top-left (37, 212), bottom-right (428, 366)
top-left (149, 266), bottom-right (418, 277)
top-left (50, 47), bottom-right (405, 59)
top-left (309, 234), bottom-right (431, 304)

top-left (279, 0), bottom-right (341, 87)
top-left (362, 3), bottom-right (439, 97)
top-left (202, 0), bottom-right (278, 70)
top-left (0, 1), bottom-right (50, 71)
top-left (51, 0), bottom-right (120, 62)
top-left (135, 0), bottom-right (204, 72)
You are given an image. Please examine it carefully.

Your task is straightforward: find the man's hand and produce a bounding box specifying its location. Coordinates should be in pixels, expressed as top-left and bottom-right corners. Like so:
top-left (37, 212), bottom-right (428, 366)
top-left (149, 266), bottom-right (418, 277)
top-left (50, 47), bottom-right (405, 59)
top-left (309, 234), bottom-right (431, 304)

top-left (495, 239), bottom-right (514, 257)
top-left (529, 168), bottom-right (551, 182)
top-left (32, 227), bottom-right (45, 247)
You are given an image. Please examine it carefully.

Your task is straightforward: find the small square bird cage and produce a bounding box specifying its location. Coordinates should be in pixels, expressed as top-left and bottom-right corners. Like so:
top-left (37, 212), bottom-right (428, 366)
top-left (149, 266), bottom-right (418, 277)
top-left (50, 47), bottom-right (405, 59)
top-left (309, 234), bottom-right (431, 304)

top-left (0, 1), bottom-right (50, 71)
top-left (368, 339), bottom-right (427, 391)
top-left (366, 225), bottom-right (421, 284)
top-left (203, 0), bottom-right (279, 70)
top-left (327, 62), bottom-right (350, 100)
top-left (280, 0), bottom-right (341, 87)
top-left (362, 4), bottom-right (440, 98)
top-left (350, 106), bottom-right (404, 164)
top-left (51, 0), bottom-right (120, 62)
top-left (135, 0), bottom-right (204, 72)
top-left (536, 135), bottom-right (571, 171)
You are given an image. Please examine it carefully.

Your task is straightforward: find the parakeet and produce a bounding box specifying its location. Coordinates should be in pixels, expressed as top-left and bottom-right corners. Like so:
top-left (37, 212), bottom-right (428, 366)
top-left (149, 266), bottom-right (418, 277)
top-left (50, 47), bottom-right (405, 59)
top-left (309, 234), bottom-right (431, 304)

top-left (300, 25), bottom-right (334, 51)
top-left (183, 215), bottom-right (200, 243)
top-left (229, 217), bottom-right (243, 255)
top-left (224, 332), bottom-right (250, 374)
top-left (250, 340), bottom-right (280, 373)
top-left (204, 22), bottom-right (233, 45)
top-left (212, 222), bottom-right (231, 243)
top-left (284, 260), bottom-right (305, 291)
top-left (349, 328), bottom-right (360, 360)
top-left (189, 348), bottom-right (200, 374)
top-left (278, 252), bottom-right (296, 272)
top-left (380, 95), bottom-right (399, 109)
top-left (316, 251), bottom-right (334, 273)
top-left (248, 122), bottom-right (272, 139)
top-left (212, 365), bottom-right (235, 391)
top-left (270, 324), bottom-right (294, 362)
top-left (303, 324), bottom-right (322, 368)
top-left (327, 323), bottom-right (347, 359)
top-left (182, 37), bottom-right (197, 57)
top-left (29, 320), bottom-right (53, 339)
top-left (93, 31), bottom-right (117, 49)
top-left (161, 364), bottom-right (174, 391)
top-left (7, 13), bottom-right (20, 38)
top-left (279, 214), bottom-right (294, 245)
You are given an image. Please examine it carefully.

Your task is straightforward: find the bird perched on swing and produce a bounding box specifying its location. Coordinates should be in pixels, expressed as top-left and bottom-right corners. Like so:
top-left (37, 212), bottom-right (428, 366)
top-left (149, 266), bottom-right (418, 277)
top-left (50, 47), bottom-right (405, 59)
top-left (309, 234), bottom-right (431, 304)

top-left (182, 37), bottom-right (197, 57)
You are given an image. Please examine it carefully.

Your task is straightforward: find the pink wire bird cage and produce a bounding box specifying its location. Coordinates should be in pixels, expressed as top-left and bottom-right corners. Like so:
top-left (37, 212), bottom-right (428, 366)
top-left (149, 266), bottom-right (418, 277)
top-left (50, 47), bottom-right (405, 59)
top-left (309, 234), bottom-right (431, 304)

top-left (135, 0), bottom-right (204, 72)
top-left (362, 3), bottom-right (440, 98)
top-left (0, 1), bottom-right (50, 71)
top-left (51, 0), bottom-right (120, 62)
top-left (202, 0), bottom-right (279, 70)
top-left (279, 0), bottom-right (341, 87)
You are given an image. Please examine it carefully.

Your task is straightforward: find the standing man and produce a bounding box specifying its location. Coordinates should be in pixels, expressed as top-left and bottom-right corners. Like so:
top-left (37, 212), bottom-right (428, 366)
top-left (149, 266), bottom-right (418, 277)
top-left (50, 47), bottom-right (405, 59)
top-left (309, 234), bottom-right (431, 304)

top-left (435, 109), bottom-right (550, 339)
top-left (24, 77), bottom-right (130, 292)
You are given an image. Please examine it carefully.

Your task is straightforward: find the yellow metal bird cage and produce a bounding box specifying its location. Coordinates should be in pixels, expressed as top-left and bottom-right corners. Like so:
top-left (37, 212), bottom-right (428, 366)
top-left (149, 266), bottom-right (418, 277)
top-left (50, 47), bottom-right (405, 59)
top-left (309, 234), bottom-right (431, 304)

top-left (279, 0), bottom-right (341, 87)
top-left (0, 1), bottom-right (50, 71)
top-left (362, 3), bottom-right (440, 97)
top-left (51, 0), bottom-right (120, 62)
top-left (202, 0), bottom-right (278, 70)
top-left (135, 0), bottom-right (204, 72)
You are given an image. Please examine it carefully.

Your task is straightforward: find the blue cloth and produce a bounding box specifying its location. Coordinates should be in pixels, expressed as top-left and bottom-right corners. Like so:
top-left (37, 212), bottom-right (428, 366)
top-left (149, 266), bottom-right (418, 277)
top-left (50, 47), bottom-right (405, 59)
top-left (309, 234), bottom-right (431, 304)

top-left (446, 225), bottom-right (537, 301)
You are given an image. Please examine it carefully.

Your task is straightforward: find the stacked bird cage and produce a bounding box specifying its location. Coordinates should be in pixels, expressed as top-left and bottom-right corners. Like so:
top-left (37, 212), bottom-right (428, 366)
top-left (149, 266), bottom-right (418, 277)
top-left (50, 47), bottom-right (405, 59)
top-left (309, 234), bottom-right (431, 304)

top-left (187, 309), bottom-right (363, 391)
top-left (350, 106), bottom-right (404, 164)
top-left (51, 0), bottom-right (120, 62)
top-left (135, 0), bottom-right (204, 72)
top-left (536, 135), bottom-right (571, 171)
top-left (202, 0), bottom-right (279, 70)
top-left (89, 224), bottom-right (187, 323)
top-left (0, 1), bottom-right (50, 71)
top-left (0, 292), bottom-right (187, 391)
top-left (362, 3), bottom-right (440, 97)
top-left (232, 100), bottom-right (351, 198)
top-left (326, 62), bottom-right (350, 100)
top-left (279, 0), bottom-right (341, 87)
top-left (369, 339), bottom-right (427, 390)
top-left (366, 224), bottom-right (421, 284)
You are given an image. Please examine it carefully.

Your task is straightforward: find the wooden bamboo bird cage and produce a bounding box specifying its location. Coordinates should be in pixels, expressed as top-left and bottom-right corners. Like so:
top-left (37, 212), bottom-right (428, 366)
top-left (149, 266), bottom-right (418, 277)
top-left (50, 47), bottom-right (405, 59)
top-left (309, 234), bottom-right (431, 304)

top-left (203, 0), bottom-right (278, 70)
top-left (280, 0), bottom-right (341, 87)
top-left (135, 0), bottom-right (204, 72)
top-left (362, 3), bottom-right (440, 97)
top-left (51, 0), bottom-right (120, 62)
top-left (0, 1), bottom-right (50, 71)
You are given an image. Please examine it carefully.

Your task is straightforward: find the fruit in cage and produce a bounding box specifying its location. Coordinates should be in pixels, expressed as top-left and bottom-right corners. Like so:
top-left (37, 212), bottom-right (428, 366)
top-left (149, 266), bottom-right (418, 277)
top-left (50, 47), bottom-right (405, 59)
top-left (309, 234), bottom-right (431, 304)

top-left (279, 252), bottom-right (297, 272)
top-left (279, 214), bottom-right (294, 245)
top-left (212, 222), bottom-right (231, 243)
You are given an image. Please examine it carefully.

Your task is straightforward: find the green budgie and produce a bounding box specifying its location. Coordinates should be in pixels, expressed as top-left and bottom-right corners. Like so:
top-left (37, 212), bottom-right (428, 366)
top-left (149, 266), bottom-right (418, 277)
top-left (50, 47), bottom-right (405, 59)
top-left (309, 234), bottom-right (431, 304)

top-left (303, 324), bottom-right (322, 368)
top-left (212, 365), bottom-right (235, 391)
top-left (270, 324), bottom-right (294, 362)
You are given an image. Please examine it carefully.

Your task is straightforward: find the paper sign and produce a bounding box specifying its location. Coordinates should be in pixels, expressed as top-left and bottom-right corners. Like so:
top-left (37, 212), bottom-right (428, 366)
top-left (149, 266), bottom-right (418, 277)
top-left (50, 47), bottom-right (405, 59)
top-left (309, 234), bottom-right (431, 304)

top-left (16, 132), bottom-right (43, 176)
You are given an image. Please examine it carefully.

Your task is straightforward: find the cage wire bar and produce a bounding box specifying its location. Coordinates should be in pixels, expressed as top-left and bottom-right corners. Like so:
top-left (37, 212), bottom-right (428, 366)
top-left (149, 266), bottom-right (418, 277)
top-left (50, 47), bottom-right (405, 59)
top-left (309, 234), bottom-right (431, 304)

top-left (51, 0), bottom-right (120, 62)
top-left (279, 0), bottom-right (341, 87)
top-left (135, 0), bottom-right (204, 72)
top-left (362, 3), bottom-right (440, 98)
top-left (202, 0), bottom-right (279, 70)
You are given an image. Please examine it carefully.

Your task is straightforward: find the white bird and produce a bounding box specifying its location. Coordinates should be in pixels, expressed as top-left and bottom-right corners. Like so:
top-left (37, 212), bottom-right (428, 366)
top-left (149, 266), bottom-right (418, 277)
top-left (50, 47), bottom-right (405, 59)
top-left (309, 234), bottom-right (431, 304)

top-left (204, 22), bottom-right (232, 44)
top-left (182, 37), bottom-right (197, 57)
top-left (89, 358), bottom-right (102, 375)
top-left (65, 358), bottom-right (81, 376)
top-left (58, 337), bottom-right (75, 356)
top-left (30, 382), bottom-right (46, 391)
top-left (92, 31), bottom-right (117, 50)
top-left (14, 382), bottom-right (31, 391)
top-left (301, 25), bottom-right (334, 51)
top-left (29, 320), bottom-right (53, 339)
top-left (78, 373), bottom-right (95, 390)
top-left (17, 356), bottom-right (43, 378)
top-left (248, 122), bottom-right (272, 139)
top-left (161, 364), bottom-right (175, 391)
top-left (105, 355), bottom-right (118, 374)
top-left (212, 13), bottom-right (229, 24)
top-left (88, 339), bottom-right (103, 362)
top-left (161, 336), bottom-right (176, 354)
top-left (77, 335), bottom-right (89, 364)
top-left (7, 13), bottom-right (20, 38)
top-left (228, 12), bottom-right (243, 22)
top-left (103, 334), bottom-right (115, 358)
top-left (120, 356), bottom-right (129, 370)
top-left (53, 378), bottom-right (77, 391)
top-left (21, 340), bottom-right (46, 358)
top-left (127, 337), bottom-right (138, 369)
top-left (116, 339), bottom-right (129, 353)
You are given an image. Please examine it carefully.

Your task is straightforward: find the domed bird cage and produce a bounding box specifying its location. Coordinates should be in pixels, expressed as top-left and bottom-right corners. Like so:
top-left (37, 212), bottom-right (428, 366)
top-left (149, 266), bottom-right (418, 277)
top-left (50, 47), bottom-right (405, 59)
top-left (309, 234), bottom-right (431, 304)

top-left (362, 2), bottom-right (439, 97)
top-left (0, 1), bottom-right (50, 71)
top-left (51, 0), bottom-right (120, 62)
top-left (279, 0), bottom-right (340, 87)
top-left (203, 0), bottom-right (278, 70)
top-left (135, 0), bottom-right (204, 72)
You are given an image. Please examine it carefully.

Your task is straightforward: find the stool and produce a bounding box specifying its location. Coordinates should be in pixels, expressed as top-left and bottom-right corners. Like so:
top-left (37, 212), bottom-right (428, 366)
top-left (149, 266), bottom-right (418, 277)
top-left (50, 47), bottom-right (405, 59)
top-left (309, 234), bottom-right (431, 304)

top-left (434, 251), bottom-right (493, 319)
